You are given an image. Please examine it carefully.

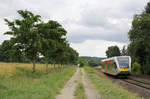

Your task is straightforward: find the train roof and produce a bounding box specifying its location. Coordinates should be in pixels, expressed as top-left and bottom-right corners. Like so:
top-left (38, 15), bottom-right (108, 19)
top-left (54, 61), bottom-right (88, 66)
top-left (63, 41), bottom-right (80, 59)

top-left (101, 56), bottom-right (130, 62)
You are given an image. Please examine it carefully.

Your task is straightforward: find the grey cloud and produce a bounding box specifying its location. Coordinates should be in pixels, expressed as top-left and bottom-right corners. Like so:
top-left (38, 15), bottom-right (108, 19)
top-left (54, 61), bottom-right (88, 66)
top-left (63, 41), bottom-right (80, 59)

top-left (66, 0), bottom-right (147, 43)
top-left (80, 0), bottom-right (147, 27)
top-left (0, 0), bottom-right (148, 45)
top-left (67, 28), bottom-right (129, 43)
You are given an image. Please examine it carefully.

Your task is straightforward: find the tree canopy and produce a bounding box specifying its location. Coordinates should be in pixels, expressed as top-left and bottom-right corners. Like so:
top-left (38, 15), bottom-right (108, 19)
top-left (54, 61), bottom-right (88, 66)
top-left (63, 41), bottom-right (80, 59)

top-left (2, 10), bottom-right (78, 72)
top-left (128, 2), bottom-right (150, 74)
top-left (106, 46), bottom-right (121, 58)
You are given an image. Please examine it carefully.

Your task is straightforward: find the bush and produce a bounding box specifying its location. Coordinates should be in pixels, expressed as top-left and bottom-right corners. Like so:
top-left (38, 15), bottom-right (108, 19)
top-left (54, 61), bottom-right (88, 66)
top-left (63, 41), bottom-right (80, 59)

top-left (88, 60), bottom-right (99, 67)
top-left (79, 57), bottom-right (88, 67)
top-left (132, 62), bottom-right (141, 74)
top-left (143, 58), bottom-right (150, 75)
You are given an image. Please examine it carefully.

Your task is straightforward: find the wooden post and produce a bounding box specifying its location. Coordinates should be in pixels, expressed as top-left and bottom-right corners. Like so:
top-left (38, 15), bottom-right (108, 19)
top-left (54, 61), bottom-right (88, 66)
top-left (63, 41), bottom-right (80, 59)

top-left (105, 64), bottom-right (107, 72)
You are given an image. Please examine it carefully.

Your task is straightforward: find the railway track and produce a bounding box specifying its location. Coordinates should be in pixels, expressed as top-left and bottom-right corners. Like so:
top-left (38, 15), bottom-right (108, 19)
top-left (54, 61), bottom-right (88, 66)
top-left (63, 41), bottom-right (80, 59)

top-left (94, 67), bottom-right (150, 90)
top-left (94, 67), bottom-right (150, 99)
top-left (122, 78), bottom-right (150, 90)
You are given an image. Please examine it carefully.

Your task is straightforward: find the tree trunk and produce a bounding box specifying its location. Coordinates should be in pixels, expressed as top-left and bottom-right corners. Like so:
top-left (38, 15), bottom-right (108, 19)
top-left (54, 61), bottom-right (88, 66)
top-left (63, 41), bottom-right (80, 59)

top-left (46, 57), bottom-right (48, 73)
top-left (32, 60), bottom-right (36, 72)
top-left (54, 63), bottom-right (55, 69)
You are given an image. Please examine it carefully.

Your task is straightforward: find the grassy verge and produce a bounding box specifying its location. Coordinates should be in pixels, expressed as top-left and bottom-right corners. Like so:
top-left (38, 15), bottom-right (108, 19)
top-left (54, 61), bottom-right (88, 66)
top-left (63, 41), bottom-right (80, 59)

top-left (0, 65), bottom-right (76, 99)
top-left (74, 82), bottom-right (86, 99)
top-left (84, 66), bottom-right (141, 99)
top-left (74, 68), bottom-right (86, 99)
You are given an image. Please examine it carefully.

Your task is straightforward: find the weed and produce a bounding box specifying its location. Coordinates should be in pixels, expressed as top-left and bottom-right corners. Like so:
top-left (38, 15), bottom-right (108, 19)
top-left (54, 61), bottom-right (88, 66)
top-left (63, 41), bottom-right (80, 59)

top-left (84, 66), bottom-right (141, 99)
top-left (0, 63), bottom-right (76, 99)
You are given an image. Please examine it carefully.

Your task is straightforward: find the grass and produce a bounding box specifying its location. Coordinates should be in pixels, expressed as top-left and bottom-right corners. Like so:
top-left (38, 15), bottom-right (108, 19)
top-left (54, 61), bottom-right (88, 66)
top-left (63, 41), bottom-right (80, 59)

top-left (84, 66), bottom-right (142, 99)
top-left (0, 63), bottom-right (76, 99)
top-left (74, 68), bottom-right (86, 99)
top-left (0, 62), bottom-right (56, 75)
top-left (74, 82), bottom-right (86, 99)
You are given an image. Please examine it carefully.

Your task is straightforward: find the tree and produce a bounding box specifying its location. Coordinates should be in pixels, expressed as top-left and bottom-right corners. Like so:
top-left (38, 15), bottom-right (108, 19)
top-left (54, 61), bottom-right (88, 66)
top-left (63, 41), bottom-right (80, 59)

top-left (79, 57), bottom-right (88, 67)
top-left (121, 45), bottom-right (127, 56)
top-left (4, 10), bottom-right (41, 72)
top-left (0, 40), bottom-right (13, 62)
top-left (132, 62), bottom-right (141, 74)
top-left (88, 60), bottom-right (99, 67)
top-left (128, 2), bottom-right (150, 74)
top-left (38, 20), bottom-right (67, 73)
top-left (2, 10), bottom-right (79, 72)
top-left (62, 46), bottom-right (79, 65)
top-left (68, 48), bottom-right (79, 65)
top-left (106, 46), bottom-right (121, 58)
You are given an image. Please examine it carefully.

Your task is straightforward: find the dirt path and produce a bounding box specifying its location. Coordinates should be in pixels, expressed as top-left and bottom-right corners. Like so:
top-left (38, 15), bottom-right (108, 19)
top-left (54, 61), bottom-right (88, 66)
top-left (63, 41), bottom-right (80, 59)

top-left (81, 68), bottom-right (101, 99)
top-left (56, 68), bottom-right (100, 99)
top-left (56, 68), bottom-right (80, 99)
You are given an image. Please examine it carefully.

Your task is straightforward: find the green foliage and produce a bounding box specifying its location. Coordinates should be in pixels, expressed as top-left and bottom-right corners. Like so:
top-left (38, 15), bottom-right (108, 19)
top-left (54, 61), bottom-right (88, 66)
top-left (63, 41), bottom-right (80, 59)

top-left (0, 40), bottom-right (28, 62)
top-left (3, 10), bottom-right (79, 72)
top-left (106, 46), bottom-right (121, 58)
top-left (128, 2), bottom-right (150, 74)
top-left (0, 66), bottom-right (76, 99)
top-left (79, 57), bottom-right (88, 67)
top-left (4, 10), bottom-right (41, 71)
top-left (37, 20), bottom-right (68, 72)
top-left (132, 62), bottom-right (141, 74)
top-left (74, 82), bottom-right (86, 99)
top-left (88, 60), bottom-right (99, 67)
top-left (121, 45), bottom-right (127, 56)
top-left (84, 67), bottom-right (141, 99)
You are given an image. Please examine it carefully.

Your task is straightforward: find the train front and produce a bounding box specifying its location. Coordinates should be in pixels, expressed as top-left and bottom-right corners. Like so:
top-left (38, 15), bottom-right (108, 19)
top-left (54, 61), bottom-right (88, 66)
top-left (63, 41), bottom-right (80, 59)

top-left (116, 56), bottom-right (131, 76)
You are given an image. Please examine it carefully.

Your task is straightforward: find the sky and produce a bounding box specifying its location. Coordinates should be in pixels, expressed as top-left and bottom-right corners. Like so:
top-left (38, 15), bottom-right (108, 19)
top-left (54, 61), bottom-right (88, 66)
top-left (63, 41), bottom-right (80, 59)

top-left (0, 0), bottom-right (149, 57)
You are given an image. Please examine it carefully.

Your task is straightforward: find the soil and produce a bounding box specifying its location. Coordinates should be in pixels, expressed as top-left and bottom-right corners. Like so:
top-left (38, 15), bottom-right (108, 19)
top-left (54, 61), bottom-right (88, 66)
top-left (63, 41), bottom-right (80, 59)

top-left (56, 68), bottom-right (101, 99)
top-left (56, 68), bottom-right (80, 99)
top-left (81, 68), bottom-right (100, 99)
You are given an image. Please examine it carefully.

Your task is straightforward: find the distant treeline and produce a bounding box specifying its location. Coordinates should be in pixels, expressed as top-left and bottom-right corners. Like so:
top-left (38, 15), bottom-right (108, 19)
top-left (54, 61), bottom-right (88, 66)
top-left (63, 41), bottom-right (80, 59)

top-left (79, 56), bottom-right (105, 67)
top-left (80, 56), bottom-right (105, 62)
top-left (0, 10), bottom-right (79, 72)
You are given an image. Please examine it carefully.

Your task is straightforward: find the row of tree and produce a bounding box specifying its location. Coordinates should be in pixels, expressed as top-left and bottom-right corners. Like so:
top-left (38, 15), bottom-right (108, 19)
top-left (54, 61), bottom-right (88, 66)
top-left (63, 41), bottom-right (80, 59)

top-left (105, 2), bottom-right (150, 75)
top-left (0, 10), bottom-right (79, 72)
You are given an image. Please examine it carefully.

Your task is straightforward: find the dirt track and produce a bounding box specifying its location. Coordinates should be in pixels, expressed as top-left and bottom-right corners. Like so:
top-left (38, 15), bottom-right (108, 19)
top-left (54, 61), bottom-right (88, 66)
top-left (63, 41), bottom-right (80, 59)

top-left (56, 68), bottom-right (80, 99)
top-left (81, 68), bottom-right (100, 99)
top-left (56, 68), bottom-right (100, 99)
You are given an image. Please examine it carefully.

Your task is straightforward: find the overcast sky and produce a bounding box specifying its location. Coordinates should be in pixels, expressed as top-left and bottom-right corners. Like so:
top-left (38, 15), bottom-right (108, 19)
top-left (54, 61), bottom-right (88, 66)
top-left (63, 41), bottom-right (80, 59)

top-left (0, 0), bottom-right (149, 57)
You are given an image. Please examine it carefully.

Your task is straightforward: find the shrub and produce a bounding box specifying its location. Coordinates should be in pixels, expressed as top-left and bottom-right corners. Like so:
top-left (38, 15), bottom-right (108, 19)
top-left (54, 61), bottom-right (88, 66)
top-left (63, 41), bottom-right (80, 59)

top-left (79, 57), bottom-right (88, 67)
top-left (132, 62), bottom-right (141, 74)
top-left (88, 60), bottom-right (99, 67)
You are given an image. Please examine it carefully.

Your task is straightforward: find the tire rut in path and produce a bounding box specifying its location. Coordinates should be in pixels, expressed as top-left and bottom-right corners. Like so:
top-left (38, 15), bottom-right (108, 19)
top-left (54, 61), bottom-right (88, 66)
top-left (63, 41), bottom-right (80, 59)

top-left (56, 68), bottom-right (80, 99)
top-left (56, 68), bottom-right (100, 99)
top-left (81, 68), bottom-right (101, 99)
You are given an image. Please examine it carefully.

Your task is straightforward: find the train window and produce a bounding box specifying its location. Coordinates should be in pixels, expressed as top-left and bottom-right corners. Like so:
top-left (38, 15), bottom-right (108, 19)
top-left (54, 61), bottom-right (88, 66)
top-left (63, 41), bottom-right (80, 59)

top-left (117, 57), bottom-right (129, 68)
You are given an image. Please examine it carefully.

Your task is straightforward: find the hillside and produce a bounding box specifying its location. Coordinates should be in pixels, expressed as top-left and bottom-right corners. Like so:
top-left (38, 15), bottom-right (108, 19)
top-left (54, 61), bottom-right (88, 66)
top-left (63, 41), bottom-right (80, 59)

top-left (79, 56), bottom-right (106, 62)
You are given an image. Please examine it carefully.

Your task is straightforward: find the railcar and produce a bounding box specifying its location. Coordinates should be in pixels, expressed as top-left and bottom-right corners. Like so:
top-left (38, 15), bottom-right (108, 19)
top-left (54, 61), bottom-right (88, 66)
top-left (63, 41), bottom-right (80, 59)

top-left (101, 56), bottom-right (131, 76)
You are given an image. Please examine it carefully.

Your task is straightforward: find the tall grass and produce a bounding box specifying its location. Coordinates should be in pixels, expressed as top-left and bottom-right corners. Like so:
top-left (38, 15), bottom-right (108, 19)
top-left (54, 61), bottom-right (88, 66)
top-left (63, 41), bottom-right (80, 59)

top-left (0, 63), bottom-right (76, 99)
top-left (0, 62), bottom-right (59, 75)
top-left (84, 66), bottom-right (141, 99)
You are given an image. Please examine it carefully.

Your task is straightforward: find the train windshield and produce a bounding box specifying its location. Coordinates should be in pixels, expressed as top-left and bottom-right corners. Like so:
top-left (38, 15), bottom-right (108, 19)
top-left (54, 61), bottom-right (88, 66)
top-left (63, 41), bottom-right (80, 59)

top-left (117, 57), bottom-right (129, 68)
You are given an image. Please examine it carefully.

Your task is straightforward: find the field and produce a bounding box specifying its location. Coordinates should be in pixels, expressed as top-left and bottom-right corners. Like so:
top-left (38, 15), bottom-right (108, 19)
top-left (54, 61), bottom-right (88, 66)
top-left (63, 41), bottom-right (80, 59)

top-left (0, 62), bottom-right (56, 75)
top-left (0, 63), bottom-right (76, 99)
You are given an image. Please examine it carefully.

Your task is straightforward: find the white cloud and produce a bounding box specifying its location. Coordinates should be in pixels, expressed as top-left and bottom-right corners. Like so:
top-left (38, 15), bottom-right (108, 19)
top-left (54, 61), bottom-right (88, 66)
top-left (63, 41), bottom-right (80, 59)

top-left (70, 40), bottom-right (128, 57)
top-left (0, 0), bottom-right (149, 57)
